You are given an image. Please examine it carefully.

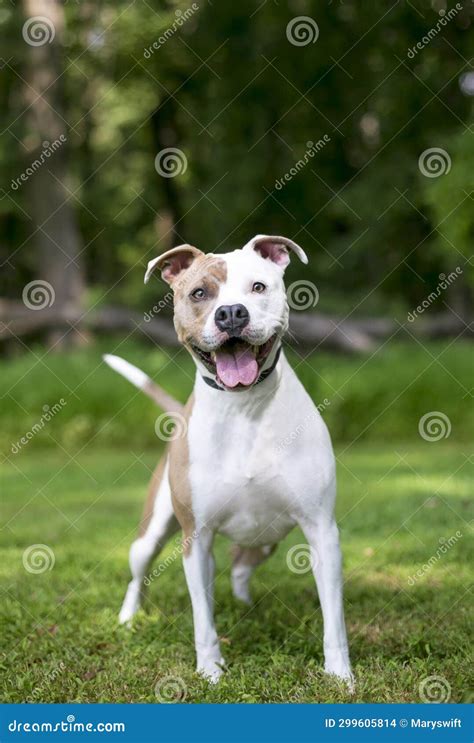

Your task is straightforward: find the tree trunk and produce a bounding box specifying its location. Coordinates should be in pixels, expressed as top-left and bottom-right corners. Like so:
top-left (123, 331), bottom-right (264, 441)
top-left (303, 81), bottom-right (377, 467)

top-left (151, 95), bottom-right (186, 249)
top-left (22, 0), bottom-right (85, 348)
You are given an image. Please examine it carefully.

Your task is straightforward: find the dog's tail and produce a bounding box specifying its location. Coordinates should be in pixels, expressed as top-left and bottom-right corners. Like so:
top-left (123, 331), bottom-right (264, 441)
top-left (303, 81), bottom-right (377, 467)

top-left (103, 354), bottom-right (183, 414)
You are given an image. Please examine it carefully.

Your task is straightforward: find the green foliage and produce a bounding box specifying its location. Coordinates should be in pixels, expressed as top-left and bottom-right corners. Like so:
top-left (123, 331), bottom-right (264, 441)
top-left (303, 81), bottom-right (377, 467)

top-left (1, 444), bottom-right (472, 702)
top-left (421, 126), bottom-right (474, 287)
top-left (1, 2), bottom-right (473, 313)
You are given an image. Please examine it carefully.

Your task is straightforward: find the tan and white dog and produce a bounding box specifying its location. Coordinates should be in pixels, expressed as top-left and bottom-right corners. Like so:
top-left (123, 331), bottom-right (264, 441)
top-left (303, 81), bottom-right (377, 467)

top-left (104, 235), bottom-right (353, 685)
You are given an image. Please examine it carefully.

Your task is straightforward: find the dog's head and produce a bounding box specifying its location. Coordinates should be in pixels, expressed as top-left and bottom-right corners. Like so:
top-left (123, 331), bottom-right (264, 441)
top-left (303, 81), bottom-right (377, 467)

top-left (145, 235), bottom-right (308, 390)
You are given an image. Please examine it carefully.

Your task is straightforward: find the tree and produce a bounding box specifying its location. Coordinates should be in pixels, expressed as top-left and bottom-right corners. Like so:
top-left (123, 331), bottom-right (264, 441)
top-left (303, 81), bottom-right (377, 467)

top-left (21, 0), bottom-right (85, 347)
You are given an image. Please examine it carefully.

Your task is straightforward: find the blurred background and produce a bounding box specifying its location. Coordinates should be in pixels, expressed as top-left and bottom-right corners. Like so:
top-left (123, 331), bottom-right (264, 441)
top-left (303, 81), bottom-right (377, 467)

top-left (1, 0), bottom-right (473, 703)
top-left (1, 0), bottom-right (472, 448)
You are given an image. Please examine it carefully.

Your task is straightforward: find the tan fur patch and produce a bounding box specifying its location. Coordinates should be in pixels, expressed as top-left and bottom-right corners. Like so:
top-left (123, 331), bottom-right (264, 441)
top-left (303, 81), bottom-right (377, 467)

top-left (168, 394), bottom-right (196, 555)
top-left (138, 256), bottom-right (225, 553)
top-left (173, 256), bottom-right (227, 346)
top-left (139, 447), bottom-right (169, 536)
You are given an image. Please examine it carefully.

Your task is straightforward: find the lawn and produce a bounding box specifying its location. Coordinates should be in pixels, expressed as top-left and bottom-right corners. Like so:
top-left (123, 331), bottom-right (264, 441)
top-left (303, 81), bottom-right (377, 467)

top-left (2, 339), bottom-right (473, 453)
top-left (1, 441), bottom-right (472, 703)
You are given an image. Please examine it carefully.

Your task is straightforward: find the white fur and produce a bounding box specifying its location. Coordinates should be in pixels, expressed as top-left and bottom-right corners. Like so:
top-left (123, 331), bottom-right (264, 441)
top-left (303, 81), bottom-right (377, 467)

top-left (119, 460), bottom-right (178, 625)
top-left (200, 249), bottom-right (289, 352)
top-left (184, 358), bottom-right (352, 683)
top-left (243, 234), bottom-right (309, 264)
top-left (231, 563), bottom-right (254, 605)
top-left (103, 354), bottom-right (149, 390)
top-left (118, 237), bottom-right (353, 686)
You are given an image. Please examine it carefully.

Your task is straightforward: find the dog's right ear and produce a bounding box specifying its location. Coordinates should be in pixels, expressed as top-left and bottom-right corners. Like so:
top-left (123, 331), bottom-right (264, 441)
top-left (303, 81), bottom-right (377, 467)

top-left (144, 245), bottom-right (203, 285)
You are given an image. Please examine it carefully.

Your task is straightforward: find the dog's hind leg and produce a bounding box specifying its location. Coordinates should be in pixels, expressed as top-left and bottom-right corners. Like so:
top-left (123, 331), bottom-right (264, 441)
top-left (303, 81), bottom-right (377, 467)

top-left (119, 457), bottom-right (179, 624)
top-left (231, 545), bottom-right (276, 605)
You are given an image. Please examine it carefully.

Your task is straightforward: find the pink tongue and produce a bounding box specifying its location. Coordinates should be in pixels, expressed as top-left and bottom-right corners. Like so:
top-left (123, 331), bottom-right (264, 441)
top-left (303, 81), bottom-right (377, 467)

top-left (215, 344), bottom-right (259, 388)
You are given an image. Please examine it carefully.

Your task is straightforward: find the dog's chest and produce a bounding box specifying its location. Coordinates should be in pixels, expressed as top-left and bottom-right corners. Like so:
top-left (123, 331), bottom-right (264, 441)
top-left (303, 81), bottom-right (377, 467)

top-left (187, 399), bottom-right (295, 545)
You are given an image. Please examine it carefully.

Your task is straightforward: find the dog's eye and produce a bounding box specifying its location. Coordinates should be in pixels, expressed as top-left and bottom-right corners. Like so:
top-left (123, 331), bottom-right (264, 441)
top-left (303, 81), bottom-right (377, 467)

top-left (190, 287), bottom-right (206, 301)
top-left (252, 282), bottom-right (266, 294)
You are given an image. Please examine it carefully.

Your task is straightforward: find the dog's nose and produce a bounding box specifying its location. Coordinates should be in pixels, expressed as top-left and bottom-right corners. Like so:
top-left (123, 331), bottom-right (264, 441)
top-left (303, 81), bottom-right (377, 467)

top-left (214, 304), bottom-right (250, 335)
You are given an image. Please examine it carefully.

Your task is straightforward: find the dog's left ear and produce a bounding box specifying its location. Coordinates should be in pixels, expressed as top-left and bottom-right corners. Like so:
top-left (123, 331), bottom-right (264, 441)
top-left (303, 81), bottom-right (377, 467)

top-left (244, 235), bottom-right (308, 268)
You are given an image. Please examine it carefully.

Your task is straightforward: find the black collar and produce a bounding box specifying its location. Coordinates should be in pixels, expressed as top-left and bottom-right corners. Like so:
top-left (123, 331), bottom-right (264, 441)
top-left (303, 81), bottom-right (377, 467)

top-left (201, 345), bottom-right (282, 391)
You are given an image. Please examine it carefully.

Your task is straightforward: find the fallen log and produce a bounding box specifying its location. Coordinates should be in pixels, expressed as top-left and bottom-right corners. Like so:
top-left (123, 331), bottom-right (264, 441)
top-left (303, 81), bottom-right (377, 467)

top-left (0, 301), bottom-right (177, 347)
top-left (0, 299), bottom-right (471, 353)
top-left (288, 312), bottom-right (374, 353)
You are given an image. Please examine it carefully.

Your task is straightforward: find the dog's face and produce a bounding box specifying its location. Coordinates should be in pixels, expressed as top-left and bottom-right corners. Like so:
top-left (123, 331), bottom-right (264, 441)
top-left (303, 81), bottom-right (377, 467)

top-left (145, 235), bottom-right (308, 390)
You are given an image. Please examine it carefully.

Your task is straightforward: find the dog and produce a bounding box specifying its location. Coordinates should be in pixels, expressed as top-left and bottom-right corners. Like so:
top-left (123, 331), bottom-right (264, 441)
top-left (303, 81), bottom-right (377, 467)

top-left (104, 234), bottom-right (353, 685)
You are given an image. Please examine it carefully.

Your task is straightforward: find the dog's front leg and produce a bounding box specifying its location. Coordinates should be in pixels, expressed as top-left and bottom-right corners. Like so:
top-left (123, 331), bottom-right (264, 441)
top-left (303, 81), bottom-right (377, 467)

top-left (300, 517), bottom-right (353, 687)
top-left (183, 529), bottom-right (225, 683)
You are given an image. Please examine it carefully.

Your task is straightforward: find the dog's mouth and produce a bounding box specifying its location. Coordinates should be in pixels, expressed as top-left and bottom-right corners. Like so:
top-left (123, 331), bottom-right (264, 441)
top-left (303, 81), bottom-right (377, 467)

top-left (191, 334), bottom-right (277, 389)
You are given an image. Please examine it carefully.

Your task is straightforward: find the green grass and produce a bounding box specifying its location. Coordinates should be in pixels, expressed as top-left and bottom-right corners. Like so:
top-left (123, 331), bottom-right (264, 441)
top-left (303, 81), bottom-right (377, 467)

top-left (1, 340), bottom-right (472, 701)
top-left (1, 443), bottom-right (472, 703)
top-left (1, 339), bottom-right (472, 455)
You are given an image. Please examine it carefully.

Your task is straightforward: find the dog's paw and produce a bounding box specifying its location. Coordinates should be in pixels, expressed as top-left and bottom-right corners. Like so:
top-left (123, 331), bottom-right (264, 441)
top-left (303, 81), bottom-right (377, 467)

top-left (197, 657), bottom-right (226, 684)
top-left (119, 596), bottom-right (140, 627)
top-left (232, 587), bottom-right (253, 606)
top-left (324, 649), bottom-right (354, 691)
top-left (118, 600), bottom-right (139, 626)
top-left (118, 617), bottom-right (134, 628)
top-left (325, 667), bottom-right (355, 692)
top-left (118, 609), bottom-right (134, 626)
top-left (118, 582), bottom-right (143, 625)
